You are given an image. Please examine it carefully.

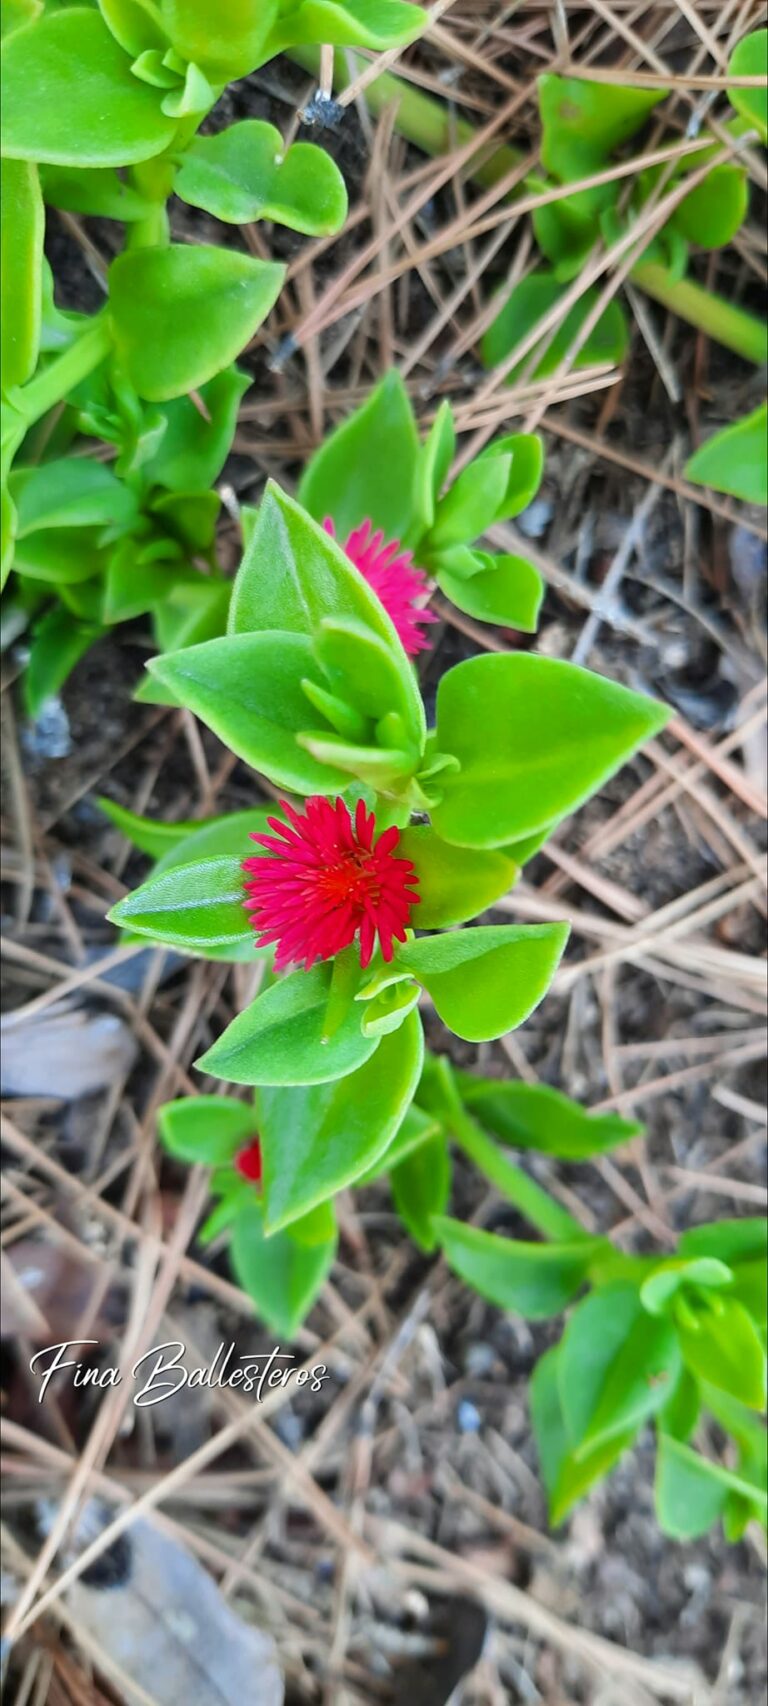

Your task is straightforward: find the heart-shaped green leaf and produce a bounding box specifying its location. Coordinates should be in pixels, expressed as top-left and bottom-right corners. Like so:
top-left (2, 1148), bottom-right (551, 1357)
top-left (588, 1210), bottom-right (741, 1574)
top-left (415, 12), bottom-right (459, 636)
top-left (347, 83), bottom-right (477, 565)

top-left (258, 1009), bottom-right (423, 1231)
top-left (158, 1094), bottom-right (256, 1164)
top-left (538, 74), bottom-right (666, 181)
top-left (435, 1219), bottom-right (603, 1316)
top-left (159, 0), bottom-right (280, 79)
top-left (455, 1076), bottom-right (642, 1158)
top-left (481, 270), bottom-right (629, 381)
top-left (398, 825), bottom-right (517, 928)
top-left (655, 1432), bottom-right (767, 1540)
top-left (395, 922), bottom-right (569, 1042)
top-left (684, 404), bottom-right (767, 505)
top-left (672, 163), bottom-right (748, 249)
top-left (391, 1133), bottom-right (450, 1252)
top-left (109, 244), bottom-right (284, 401)
top-left (1, 159), bottom-right (43, 391)
top-left (230, 1199), bottom-right (337, 1338)
top-left (435, 550), bottom-right (544, 632)
top-left (147, 631), bottom-right (352, 793)
top-left (297, 370), bottom-right (420, 539)
top-left (2, 9), bottom-right (176, 165)
top-left (677, 1298), bottom-right (766, 1410)
top-left (175, 120), bottom-right (347, 234)
top-left (11, 460), bottom-right (139, 536)
top-left (728, 29), bottom-right (767, 142)
top-left (108, 855), bottom-right (253, 949)
top-left (558, 1285), bottom-right (681, 1456)
top-left (197, 964), bottom-right (378, 1087)
top-left (23, 607), bottom-right (101, 720)
top-left (532, 1345), bottom-right (637, 1526)
top-left (431, 653), bottom-right (669, 849)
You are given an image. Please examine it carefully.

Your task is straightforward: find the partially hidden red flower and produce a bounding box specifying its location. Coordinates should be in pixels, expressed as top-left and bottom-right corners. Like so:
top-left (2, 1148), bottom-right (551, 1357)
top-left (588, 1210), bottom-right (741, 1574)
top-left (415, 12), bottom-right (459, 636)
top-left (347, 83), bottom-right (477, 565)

top-left (234, 1137), bottom-right (263, 1188)
top-left (324, 517), bottom-right (437, 658)
top-left (242, 795), bottom-right (419, 973)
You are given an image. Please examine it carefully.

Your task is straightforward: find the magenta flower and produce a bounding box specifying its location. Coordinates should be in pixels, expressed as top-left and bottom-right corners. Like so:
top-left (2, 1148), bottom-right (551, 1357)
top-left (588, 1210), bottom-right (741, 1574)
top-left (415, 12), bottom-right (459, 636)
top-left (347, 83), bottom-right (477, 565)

top-left (324, 517), bottom-right (437, 658)
top-left (242, 795), bottom-right (419, 972)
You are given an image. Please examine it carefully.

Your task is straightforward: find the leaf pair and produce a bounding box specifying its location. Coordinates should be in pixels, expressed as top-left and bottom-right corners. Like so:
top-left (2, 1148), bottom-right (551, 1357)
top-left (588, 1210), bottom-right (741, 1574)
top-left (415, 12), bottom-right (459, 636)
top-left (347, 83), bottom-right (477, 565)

top-left (482, 63), bottom-right (755, 385)
top-left (256, 1011), bottom-right (425, 1231)
top-left (109, 246), bottom-right (284, 404)
top-left (298, 373), bottom-right (547, 634)
top-left (8, 364), bottom-right (250, 714)
top-left (103, 803), bottom-right (276, 962)
top-left (159, 1094), bottom-right (336, 1336)
top-left (684, 403), bottom-right (767, 506)
top-left (430, 651), bottom-right (669, 850)
top-left (2, 2), bottom-right (425, 166)
top-left (386, 924), bottom-right (570, 1044)
top-left (432, 1066), bottom-right (767, 1541)
top-left (174, 119), bottom-right (347, 235)
top-left (165, 1009), bottom-right (428, 1237)
top-left (112, 812), bottom-right (568, 1050)
top-left (148, 482), bottom-right (427, 792)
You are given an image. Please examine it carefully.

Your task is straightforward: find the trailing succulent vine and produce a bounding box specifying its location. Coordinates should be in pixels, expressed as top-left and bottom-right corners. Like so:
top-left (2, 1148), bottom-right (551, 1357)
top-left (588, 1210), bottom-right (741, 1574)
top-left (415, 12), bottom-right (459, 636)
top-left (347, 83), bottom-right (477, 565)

top-left (1, 0), bottom-right (426, 711)
top-left (103, 385), bottom-right (768, 1540)
top-left (2, 5), bottom-right (765, 1546)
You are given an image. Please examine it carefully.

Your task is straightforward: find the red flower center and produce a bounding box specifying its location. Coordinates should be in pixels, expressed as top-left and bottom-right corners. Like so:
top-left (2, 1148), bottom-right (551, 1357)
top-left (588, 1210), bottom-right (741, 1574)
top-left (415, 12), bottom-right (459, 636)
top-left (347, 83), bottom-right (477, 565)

top-left (234, 1137), bottom-right (263, 1187)
top-left (324, 517), bottom-right (437, 658)
top-left (242, 795), bottom-right (419, 972)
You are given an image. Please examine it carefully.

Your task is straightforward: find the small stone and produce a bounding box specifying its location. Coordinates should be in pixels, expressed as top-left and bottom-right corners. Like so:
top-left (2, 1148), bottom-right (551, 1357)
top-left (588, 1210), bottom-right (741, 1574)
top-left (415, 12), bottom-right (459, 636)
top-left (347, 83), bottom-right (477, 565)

top-left (22, 696), bottom-right (71, 761)
top-left (457, 1399), bottom-right (481, 1434)
top-left (300, 91), bottom-right (344, 130)
top-left (517, 496), bottom-right (554, 539)
top-left (464, 1342), bottom-right (496, 1378)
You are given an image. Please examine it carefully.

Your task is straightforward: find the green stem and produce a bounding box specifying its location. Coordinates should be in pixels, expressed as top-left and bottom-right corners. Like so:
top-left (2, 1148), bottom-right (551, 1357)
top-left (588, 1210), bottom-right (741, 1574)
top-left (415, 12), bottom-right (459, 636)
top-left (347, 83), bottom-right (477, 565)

top-left (322, 947), bottom-right (361, 1042)
top-left (290, 47), bottom-right (767, 365)
top-left (13, 313), bottom-right (112, 430)
top-left (128, 203), bottom-right (171, 248)
top-left (442, 1092), bottom-right (586, 1242)
top-left (125, 159), bottom-right (173, 249)
top-left (631, 260), bottom-right (768, 365)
